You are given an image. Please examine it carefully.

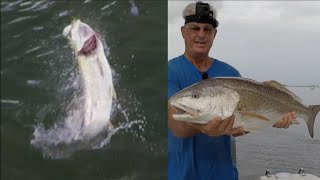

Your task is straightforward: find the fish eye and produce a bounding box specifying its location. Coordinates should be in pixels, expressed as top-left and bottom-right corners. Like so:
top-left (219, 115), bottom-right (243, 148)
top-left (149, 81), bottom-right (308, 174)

top-left (191, 91), bottom-right (200, 99)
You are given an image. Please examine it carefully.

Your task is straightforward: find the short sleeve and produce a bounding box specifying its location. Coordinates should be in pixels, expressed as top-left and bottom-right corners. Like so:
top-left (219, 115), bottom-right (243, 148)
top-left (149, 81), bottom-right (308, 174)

top-left (235, 70), bottom-right (241, 77)
top-left (168, 64), bottom-right (181, 99)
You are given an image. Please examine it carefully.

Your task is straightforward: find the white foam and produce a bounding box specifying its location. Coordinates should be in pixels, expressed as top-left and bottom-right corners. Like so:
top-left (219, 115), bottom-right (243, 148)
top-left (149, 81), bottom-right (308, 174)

top-left (1, 99), bottom-right (19, 104)
top-left (8, 16), bottom-right (37, 24)
top-left (36, 50), bottom-right (54, 58)
top-left (25, 46), bottom-right (41, 54)
top-left (27, 80), bottom-right (41, 86)
top-left (101, 1), bottom-right (116, 11)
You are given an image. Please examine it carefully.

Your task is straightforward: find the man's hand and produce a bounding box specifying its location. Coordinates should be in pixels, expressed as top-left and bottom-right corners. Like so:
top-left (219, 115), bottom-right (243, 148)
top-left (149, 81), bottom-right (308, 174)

top-left (187, 115), bottom-right (245, 137)
top-left (273, 112), bottom-right (296, 129)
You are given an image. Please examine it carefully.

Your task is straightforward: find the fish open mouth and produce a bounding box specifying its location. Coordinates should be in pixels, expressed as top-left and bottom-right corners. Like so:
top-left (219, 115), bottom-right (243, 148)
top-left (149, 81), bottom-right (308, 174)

top-left (79, 35), bottom-right (97, 56)
top-left (171, 102), bottom-right (199, 117)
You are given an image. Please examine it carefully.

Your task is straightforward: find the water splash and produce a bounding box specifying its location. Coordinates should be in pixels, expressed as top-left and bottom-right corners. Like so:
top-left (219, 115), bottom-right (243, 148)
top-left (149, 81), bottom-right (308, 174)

top-left (129, 0), bottom-right (138, 16)
top-left (20, 1), bottom-right (32, 7)
top-left (83, 0), bottom-right (92, 3)
top-left (27, 18), bottom-right (146, 159)
top-left (1, 0), bottom-right (53, 13)
top-left (8, 15), bottom-right (38, 24)
top-left (1, 0), bottom-right (23, 12)
top-left (26, 80), bottom-right (41, 86)
top-left (32, 26), bottom-right (44, 31)
top-left (25, 46), bottom-right (41, 54)
top-left (18, 1), bottom-right (54, 12)
top-left (1, 99), bottom-right (20, 104)
top-left (101, 1), bottom-right (116, 11)
top-left (36, 50), bottom-right (54, 58)
top-left (31, 89), bottom-right (145, 159)
top-left (95, 108), bottom-right (145, 149)
top-left (30, 44), bottom-right (145, 159)
top-left (58, 10), bottom-right (71, 17)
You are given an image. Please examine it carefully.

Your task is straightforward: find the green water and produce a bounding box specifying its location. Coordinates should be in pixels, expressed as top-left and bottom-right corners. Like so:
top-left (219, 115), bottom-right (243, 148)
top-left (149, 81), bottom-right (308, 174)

top-left (1, 1), bottom-right (167, 179)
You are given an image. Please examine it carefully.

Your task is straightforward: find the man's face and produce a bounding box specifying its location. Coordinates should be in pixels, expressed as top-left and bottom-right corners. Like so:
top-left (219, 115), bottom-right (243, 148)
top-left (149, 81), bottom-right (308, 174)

top-left (181, 22), bottom-right (217, 57)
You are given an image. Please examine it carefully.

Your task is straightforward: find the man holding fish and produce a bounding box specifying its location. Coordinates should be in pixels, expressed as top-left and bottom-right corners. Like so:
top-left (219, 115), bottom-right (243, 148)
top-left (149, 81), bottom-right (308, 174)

top-left (168, 2), bottom-right (299, 180)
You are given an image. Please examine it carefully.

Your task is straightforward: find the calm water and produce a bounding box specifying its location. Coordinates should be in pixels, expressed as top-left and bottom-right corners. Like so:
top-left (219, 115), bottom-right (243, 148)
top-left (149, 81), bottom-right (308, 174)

top-left (1, 1), bottom-right (167, 180)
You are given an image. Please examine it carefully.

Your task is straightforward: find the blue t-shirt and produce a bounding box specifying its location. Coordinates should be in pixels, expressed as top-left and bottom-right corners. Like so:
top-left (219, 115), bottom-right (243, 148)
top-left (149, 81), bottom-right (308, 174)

top-left (168, 55), bottom-right (241, 180)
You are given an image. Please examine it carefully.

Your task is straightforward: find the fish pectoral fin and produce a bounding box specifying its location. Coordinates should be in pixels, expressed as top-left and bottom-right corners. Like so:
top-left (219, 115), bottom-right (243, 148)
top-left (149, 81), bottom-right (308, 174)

top-left (263, 80), bottom-right (302, 102)
top-left (111, 86), bottom-right (117, 100)
top-left (238, 111), bottom-right (271, 121)
top-left (291, 119), bottom-right (300, 125)
top-left (243, 128), bottom-right (258, 134)
top-left (244, 129), bottom-right (252, 134)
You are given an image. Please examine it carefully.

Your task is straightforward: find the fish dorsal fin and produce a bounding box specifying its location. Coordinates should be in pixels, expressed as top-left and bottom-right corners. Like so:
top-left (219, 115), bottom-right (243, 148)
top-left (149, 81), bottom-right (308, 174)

top-left (263, 80), bottom-right (302, 102)
top-left (291, 119), bottom-right (300, 124)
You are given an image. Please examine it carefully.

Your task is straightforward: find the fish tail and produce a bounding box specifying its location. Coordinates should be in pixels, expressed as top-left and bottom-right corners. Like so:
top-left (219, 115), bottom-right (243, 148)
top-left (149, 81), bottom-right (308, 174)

top-left (306, 105), bottom-right (320, 138)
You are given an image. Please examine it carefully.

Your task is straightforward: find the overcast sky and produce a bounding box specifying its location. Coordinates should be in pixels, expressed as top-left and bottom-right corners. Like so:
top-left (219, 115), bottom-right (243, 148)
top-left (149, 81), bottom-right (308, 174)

top-left (168, 1), bottom-right (320, 86)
